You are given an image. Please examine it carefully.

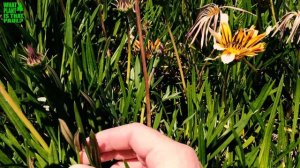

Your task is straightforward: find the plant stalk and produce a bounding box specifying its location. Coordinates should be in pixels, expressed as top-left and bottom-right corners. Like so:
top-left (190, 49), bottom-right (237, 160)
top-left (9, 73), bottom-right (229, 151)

top-left (269, 0), bottom-right (277, 25)
top-left (167, 24), bottom-right (187, 92)
top-left (134, 0), bottom-right (151, 127)
top-left (197, 49), bottom-right (215, 89)
top-left (96, 0), bottom-right (107, 38)
top-left (126, 21), bottom-right (132, 84)
top-left (242, 58), bottom-right (258, 73)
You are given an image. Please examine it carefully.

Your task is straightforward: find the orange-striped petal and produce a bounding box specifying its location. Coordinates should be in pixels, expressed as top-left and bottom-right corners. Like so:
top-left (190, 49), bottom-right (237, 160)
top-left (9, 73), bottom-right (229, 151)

top-left (221, 23), bottom-right (232, 45)
top-left (245, 33), bottom-right (266, 48)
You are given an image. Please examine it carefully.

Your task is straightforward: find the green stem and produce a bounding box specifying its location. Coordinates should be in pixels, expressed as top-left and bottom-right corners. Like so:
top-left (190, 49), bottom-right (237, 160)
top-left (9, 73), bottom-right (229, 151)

top-left (126, 20), bottom-right (132, 84)
top-left (96, 0), bottom-right (107, 38)
top-left (167, 24), bottom-right (187, 92)
top-left (269, 0), bottom-right (277, 25)
top-left (0, 83), bottom-right (50, 152)
top-left (243, 58), bottom-right (258, 73)
top-left (197, 50), bottom-right (215, 89)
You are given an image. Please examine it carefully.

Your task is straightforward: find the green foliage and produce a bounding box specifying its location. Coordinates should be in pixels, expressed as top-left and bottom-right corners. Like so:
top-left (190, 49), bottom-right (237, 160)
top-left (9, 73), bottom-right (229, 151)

top-left (0, 0), bottom-right (300, 167)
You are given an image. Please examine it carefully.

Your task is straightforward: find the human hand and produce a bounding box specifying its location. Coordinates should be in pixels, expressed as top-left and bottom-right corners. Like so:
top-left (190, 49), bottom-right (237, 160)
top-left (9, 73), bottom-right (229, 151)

top-left (70, 123), bottom-right (202, 168)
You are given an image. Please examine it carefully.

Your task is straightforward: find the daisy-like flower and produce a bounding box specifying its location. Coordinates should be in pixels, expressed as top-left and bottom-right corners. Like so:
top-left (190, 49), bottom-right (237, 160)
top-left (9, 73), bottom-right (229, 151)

top-left (114, 0), bottom-right (134, 12)
top-left (133, 39), bottom-right (164, 59)
top-left (187, 3), bottom-right (255, 49)
top-left (272, 11), bottom-right (300, 44)
top-left (208, 16), bottom-right (271, 64)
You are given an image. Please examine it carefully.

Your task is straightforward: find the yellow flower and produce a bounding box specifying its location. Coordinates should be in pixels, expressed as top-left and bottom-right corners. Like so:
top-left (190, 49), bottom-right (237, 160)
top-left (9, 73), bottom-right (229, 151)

top-left (133, 39), bottom-right (164, 59)
top-left (208, 22), bottom-right (270, 64)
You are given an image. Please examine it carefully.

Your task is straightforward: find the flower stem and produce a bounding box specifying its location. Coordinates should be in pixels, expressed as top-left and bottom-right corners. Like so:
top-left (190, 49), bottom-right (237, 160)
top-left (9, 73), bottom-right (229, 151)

top-left (197, 50), bottom-right (215, 89)
top-left (242, 58), bottom-right (258, 73)
top-left (126, 22), bottom-right (132, 84)
top-left (269, 0), bottom-right (277, 25)
top-left (96, 0), bottom-right (107, 38)
top-left (0, 83), bottom-right (49, 152)
top-left (134, 0), bottom-right (151, 127)
top-left (167, 24), bottom-right (187, 92)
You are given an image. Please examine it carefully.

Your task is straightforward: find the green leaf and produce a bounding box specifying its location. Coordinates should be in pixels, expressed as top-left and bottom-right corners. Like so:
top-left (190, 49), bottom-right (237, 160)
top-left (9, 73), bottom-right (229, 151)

top-left (35, 153), bottom-right (48, 168)
top-left (0, 148), bottom-right (13, 164)
top-left (48, 140), bottom-right (59, 165)
top-left (259, 75), bottom-right (284, 167)
top-left (74, 102), bottom-right (85, 135)
top-left (153, 109), bottom-right (163, 130)
top-left (292, 77), bottom-right (300, 140)
top-left (209, 112), bottom-right (253, 160)
top-left (61, 0), bottom-right (73, 77)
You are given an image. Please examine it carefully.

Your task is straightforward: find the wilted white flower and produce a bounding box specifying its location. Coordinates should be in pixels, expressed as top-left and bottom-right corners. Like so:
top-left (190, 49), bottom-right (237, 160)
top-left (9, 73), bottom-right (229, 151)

top-left (272, 11), bottom-right (300, 44)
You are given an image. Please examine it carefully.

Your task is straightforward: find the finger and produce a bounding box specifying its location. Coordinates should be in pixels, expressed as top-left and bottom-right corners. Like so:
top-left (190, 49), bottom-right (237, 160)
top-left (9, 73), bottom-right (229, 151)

top-left (80, 149), bottom-right (136, 164)
top-left (111, 159), bottom-right (145, 168)
top-left (69, 164), bottom-right (94, 168)
top-left (81, 123), bottom-right (173, 164)
top-left (101, 149), bottom-right (137, 162)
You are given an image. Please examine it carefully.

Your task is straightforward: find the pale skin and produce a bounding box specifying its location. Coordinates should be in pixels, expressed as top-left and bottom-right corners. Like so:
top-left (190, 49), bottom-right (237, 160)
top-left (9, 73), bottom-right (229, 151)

top-left (70, 123), bottom-right (203, 168)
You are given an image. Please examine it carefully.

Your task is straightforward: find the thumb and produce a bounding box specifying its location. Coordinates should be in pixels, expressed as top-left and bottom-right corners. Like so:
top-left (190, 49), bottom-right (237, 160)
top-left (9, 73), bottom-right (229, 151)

top-left (69, 164), bottom-right (94, 168)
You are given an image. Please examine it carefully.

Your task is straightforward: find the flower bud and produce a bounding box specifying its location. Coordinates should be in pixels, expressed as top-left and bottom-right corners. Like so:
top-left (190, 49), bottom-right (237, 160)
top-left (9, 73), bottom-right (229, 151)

top-left (114, 0), bottom-right (134, 12)
top-left (24, 45), bottom-right (45, 68)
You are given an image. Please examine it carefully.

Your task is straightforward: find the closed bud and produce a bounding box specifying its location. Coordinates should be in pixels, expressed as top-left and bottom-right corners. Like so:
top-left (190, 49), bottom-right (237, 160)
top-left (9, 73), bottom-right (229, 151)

top-left (114, 0), bottom-right (134, 12)
top-left (24, 45), bottom-right (45, 68)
